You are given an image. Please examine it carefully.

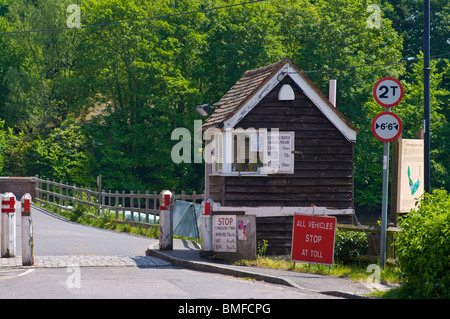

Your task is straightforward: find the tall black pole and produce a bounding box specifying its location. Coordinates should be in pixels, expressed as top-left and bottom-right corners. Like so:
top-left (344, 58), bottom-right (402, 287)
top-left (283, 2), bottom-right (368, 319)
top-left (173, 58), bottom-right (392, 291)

top-left (423, 0), bottom-right (431, 193)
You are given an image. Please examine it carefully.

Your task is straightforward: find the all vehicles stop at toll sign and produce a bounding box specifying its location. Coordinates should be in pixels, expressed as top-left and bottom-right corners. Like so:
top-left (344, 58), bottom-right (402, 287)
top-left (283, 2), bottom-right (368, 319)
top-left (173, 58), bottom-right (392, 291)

top-left (291, 215), bottom-right (336, 266)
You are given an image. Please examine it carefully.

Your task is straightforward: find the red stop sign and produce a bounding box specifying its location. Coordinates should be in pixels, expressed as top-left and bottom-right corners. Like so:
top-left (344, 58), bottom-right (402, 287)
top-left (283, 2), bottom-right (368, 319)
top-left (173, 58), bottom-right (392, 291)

top-left (291, 215), bottom-right (336, 265)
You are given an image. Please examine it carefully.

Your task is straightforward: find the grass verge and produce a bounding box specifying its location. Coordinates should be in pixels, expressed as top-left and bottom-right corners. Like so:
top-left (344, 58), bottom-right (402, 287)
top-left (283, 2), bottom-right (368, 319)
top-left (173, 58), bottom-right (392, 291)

top-left (231, 256), bottom-right (404, 298)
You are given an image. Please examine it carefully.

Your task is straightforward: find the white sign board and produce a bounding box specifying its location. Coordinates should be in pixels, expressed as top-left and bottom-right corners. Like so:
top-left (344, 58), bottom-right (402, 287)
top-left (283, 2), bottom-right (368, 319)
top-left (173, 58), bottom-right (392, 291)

top-left (264, 131), bottom-right (295, 174)
top-left (213, 215), bottom-right (237, 252)
top-left (398, 139), bottom-right (424, 212)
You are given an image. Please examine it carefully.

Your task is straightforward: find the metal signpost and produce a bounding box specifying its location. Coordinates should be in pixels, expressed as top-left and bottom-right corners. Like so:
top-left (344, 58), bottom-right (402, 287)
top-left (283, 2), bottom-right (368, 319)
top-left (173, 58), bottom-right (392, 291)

top-left (423, 0), bottom-right (431, 193)
top-left (372, 77), bottom-right (403, 269)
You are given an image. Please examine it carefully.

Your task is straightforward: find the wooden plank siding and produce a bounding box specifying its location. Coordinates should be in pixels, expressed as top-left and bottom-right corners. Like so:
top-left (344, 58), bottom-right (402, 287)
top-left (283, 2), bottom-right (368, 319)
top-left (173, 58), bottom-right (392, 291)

top-left (256, 216), bottom-right (294, 255)
top-left (209, 76), bottom-right (355, 211)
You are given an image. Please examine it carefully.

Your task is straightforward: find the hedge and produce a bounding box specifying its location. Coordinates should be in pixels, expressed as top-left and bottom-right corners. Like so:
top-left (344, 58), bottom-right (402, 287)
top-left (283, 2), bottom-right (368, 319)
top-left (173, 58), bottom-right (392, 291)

top-left (396, 189), bottom-right (450, 298)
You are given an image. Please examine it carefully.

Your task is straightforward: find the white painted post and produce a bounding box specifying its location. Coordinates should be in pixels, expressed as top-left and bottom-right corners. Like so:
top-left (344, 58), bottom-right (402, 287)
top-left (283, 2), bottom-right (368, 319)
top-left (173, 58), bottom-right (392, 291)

top-left (21, 193), bottom-right (34, 266)
top-left (159, 190), bottom-right (173, 250)
top-left (200, 199), bottom-right (213, 257)
top-left (1, 192), bottom-right (17, 257)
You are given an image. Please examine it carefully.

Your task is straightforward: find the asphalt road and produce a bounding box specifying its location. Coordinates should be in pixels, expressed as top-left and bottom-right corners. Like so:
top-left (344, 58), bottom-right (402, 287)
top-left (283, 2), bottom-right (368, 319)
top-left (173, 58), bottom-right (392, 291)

top-left (0, 266), bottom-right (334, 300)
top-left (1, 205), bottom-right (338, 300)
top-left (15, 205), bottom-right (156, 256)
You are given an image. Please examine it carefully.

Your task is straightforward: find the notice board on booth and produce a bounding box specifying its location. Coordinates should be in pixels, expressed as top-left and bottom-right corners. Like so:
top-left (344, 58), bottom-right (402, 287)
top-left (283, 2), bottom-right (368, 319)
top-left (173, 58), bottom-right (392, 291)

top-left (264, 131), bottom-right (294, 174)
top-left (291, 214), bottom-right (336, 265)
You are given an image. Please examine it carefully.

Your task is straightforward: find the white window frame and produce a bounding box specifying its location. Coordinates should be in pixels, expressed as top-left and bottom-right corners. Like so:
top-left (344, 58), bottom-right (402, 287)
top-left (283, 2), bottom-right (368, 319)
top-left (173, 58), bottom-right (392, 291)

top-left (208, 129), bottom-right (295, 176)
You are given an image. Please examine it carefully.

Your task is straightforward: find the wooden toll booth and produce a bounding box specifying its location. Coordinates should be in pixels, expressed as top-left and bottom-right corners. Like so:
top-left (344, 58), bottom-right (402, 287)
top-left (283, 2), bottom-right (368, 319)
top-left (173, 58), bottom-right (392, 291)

top-left (202, 58), bottom-right (359, 254)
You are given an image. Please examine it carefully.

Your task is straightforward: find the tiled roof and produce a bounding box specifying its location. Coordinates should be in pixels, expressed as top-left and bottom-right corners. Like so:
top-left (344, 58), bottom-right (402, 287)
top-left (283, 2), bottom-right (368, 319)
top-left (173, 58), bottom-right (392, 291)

top-left (203, 58), bottom-right (358, 135)
top-left (203, 59), bottom-right (286, 128)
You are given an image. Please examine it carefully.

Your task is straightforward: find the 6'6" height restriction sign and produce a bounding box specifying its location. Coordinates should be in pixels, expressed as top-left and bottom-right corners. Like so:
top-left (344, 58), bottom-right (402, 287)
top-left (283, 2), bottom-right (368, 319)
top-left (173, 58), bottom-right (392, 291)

top-left (372, 111), bottom-right (402, 142)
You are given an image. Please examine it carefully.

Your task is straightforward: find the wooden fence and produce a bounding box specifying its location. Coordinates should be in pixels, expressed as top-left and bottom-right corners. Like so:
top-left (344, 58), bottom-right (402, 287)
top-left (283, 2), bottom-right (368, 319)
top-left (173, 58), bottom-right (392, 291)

top-left (33, 176), bottom-right (204, 227)
top-left (337, 223), bottom-right (400, 263)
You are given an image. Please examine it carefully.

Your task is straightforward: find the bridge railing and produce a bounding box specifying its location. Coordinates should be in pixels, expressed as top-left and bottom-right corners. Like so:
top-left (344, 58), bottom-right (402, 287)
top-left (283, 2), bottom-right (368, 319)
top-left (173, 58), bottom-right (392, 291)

top-left (33, 176), bottom-right (204, 226)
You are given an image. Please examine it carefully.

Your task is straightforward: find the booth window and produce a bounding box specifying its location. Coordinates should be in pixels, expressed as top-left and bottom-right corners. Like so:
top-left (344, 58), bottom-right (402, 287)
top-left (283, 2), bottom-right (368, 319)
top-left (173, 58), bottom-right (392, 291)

top-left (232, 133), bottom-right (264, 173)
top-left (208, 130), bottom-right (294, 175)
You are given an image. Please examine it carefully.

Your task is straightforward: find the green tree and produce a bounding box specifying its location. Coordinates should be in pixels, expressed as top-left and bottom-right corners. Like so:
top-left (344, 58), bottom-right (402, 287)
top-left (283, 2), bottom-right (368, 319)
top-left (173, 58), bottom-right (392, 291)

top-left (381, 0), bottom-right (450, 60)
top-left (0, 0), bottom-right (447, 207)
top-left (1, 0), bottom-right (84, 132)
top-left (77, 0), bottom-right (205, 191)
top-left (394, 56), bottom-right (450, 189)
top-left (29, 119), bottom-right (94, 185)
top-left (198, 0), bottom-right (284, 103)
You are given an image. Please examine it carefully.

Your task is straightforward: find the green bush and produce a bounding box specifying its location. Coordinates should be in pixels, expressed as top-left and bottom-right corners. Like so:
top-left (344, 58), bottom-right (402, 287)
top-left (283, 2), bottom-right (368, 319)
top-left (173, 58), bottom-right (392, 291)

top-left (72, 203), bottom-right (87, 221)
top-left (396, 189), bottom-right (450, 298)
top-left (334, 229), bottom-right (368, 263)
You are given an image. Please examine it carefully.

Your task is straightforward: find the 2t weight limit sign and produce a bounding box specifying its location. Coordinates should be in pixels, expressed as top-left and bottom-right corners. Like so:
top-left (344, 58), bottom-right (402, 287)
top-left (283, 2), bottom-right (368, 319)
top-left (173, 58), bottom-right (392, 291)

top-left (373, 77), bottom-right (404, 107)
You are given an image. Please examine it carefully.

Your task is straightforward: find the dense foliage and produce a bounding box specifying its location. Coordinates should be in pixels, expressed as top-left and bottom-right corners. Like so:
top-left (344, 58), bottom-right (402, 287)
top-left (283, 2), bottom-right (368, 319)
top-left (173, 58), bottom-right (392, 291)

top-left (396, 189), bottom-right (450, 298)
top-left (0, 0), bottom-right (448, 213)
top-left (334, 229), bottom-right (368, 262)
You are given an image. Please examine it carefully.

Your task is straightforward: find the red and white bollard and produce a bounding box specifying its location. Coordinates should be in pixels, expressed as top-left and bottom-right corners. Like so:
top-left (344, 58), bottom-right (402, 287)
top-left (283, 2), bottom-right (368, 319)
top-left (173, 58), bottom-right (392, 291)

top-left (1, 192), bottom-right (16, 258)
top-left (200, 199), bottom-right (214, 257)
top-left (21, 193), bottom-right (34, 266)
top-left (159, 190), bottom-right (173, 250)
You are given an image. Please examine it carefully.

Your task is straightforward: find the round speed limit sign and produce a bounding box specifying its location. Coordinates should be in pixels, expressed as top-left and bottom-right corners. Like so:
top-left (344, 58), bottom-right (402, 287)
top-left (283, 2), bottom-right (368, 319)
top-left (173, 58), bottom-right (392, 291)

top-left (373, 77), bottom-right (404, 107)
top-left (372, 112), bottom-right (402, 142)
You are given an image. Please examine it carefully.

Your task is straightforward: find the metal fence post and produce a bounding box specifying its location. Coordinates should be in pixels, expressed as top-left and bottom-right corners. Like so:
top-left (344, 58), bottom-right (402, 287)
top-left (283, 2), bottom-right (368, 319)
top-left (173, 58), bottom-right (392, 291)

top-left (21, 193), bottom-right (34, 266)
